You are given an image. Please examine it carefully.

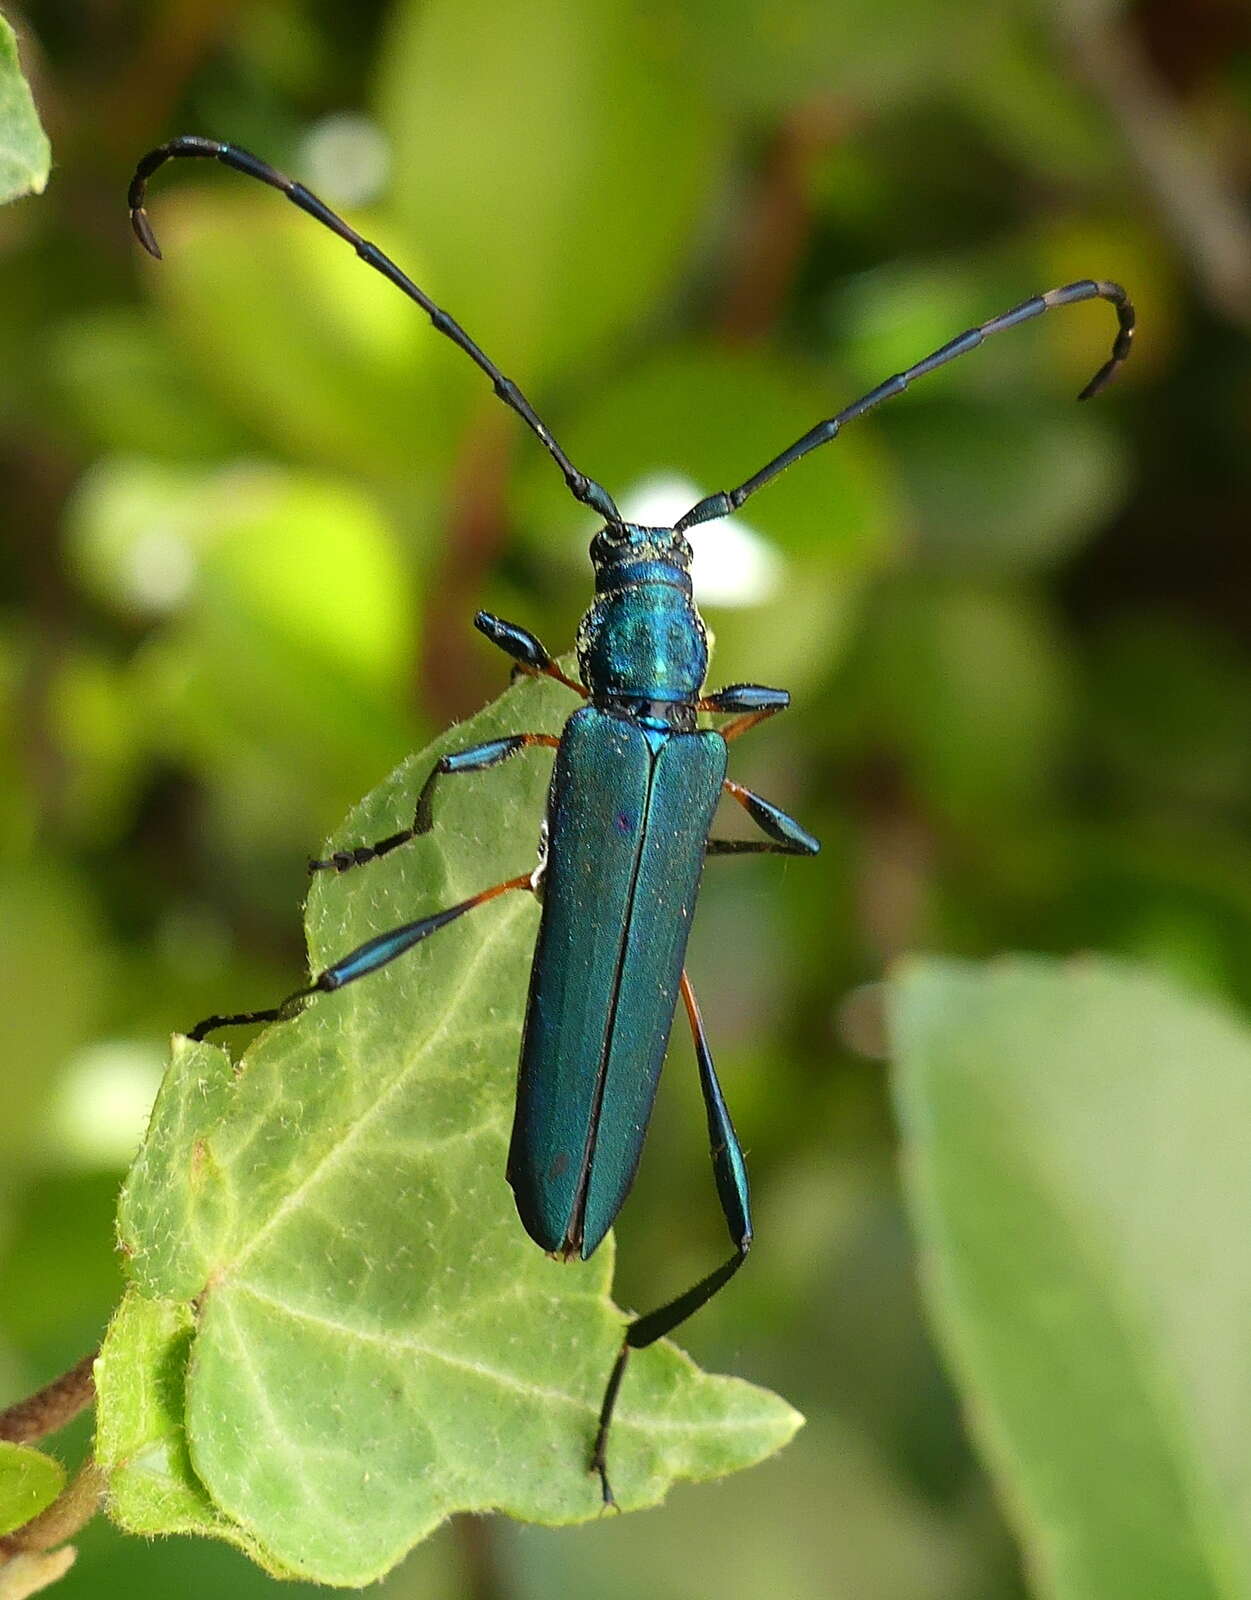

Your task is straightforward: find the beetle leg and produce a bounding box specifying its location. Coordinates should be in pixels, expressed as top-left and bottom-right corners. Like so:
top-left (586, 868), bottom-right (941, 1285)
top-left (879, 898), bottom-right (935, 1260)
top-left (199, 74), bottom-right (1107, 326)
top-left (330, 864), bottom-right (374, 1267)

top-left (706, 837), bottom-right (805, 856)
top-left (474, 612), bottom-right (587, 696)
top-left (697, 683), bottom-right (788, 742)
top-left (309, 734), bottom-right (560, 874)
top-left (714, 780), bottom-right (821, 856)
top-left (189, 873), bottom-right (534, 1040)
top-left (589, 971), bottom-right (752, 1508)
top-left (512, 661), bottom-right (588, 695)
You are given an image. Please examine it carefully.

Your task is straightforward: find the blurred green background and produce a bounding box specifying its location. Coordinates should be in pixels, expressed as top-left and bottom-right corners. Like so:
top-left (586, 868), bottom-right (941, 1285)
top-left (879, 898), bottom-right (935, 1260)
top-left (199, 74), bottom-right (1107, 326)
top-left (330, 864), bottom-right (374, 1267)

top-left (2, 0), bottom-right (1249, 1594)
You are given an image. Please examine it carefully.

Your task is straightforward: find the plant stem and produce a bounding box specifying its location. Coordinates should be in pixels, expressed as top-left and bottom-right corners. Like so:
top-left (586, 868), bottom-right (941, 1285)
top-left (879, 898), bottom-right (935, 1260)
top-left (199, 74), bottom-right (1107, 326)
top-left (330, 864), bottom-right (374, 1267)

top-left (452, 1514), bottom-right (510, 1600)
top-left (0, 1352), bottom-right (98, 1447)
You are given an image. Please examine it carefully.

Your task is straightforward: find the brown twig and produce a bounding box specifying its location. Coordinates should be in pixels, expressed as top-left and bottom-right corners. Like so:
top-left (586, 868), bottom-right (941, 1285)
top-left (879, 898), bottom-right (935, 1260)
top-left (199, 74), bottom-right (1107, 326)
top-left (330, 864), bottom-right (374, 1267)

top-left (451, 1514), bottom-right (510, 1600)
top-left (99, 0), bottom-right (248, 156)
top-left (716, 99), bottom-right (847, 346)
top-left (1054, 0), bottom-right (1251, 325)
top-left (0, 1353), bottom-right (98, 1448)
top-left (0, 1547), bottom-right (76, 1600)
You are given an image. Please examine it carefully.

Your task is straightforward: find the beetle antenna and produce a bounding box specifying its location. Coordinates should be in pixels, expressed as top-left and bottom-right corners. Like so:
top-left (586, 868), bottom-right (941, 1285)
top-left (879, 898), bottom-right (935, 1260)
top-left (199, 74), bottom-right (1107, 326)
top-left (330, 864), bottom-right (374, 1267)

top-left (675, 279), bottom-right (1135, 530)
top-left (128, 136), bottom-right (622, 526)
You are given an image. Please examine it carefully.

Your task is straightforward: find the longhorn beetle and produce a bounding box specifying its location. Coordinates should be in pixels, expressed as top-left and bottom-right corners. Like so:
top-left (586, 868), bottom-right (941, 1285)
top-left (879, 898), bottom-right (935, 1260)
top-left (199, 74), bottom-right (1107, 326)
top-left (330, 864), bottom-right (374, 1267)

top-left (129, 135), bottom-right (1134, 1504)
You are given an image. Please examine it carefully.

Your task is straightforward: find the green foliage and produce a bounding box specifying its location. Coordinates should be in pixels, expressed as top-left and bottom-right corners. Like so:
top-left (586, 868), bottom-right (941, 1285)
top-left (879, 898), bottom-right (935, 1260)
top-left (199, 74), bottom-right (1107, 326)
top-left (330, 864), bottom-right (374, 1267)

top-left (377, 0), bottom-right (724, 386)
top-left (101, 669), bottom-right (799, 1583)
top-left (891, 957), bottom-right (1251, 1600)
top-left (131, 195), bottom-right (445, 482)
top-left (852, 578), bottom-right (1075, 826)
top-left (0, 21), bottom-right (48, 205)
top-left (0, 1443), bottom-right (65, 1538)
top-left (95, 1295), bottom-right (297, 1571)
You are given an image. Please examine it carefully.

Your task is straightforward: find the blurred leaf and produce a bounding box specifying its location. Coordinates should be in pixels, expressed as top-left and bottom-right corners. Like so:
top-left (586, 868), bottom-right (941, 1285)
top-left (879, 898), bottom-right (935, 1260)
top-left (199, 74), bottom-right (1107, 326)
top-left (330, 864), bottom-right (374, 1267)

top-left (676, 0), bottom-right (964, 115)
top-left (50, 310), bottom-right (251, 462)
top-left (886, 399), bottom-right (1128, 574)
top-left (105, 668), bottom-right (800, 1583)
top-left (377, 0), bottom-right (724, 385)
top-left (1088, 613), bottom-right (1251, 815)
top-left (135, 189), bottom-right (450, 483)
top-left (0, 868), bottom-right (112, 1166)
top-left (856, 579), bottom-right (1074, 825)
top-left (831, 261), bottom-right (999, 395)
top-left (891, 956), bottom-right (1251, 1600)
top-left (67, 458), bottom-right (418, 816)
top-left (46, 649), bottom-right (145, 848)
top-left (954, 11), bottom-right (1114, 183)
top-left (235, 4), bottom-right (329, 99)
top-left (0, 20), bottom-right (49, 204)
top-left (0, 633), bottom-right (37, 855)
top-left (1059, 821), bottom-right (1251, 1008)
top-left (0, 1441), bottom-right (65, 1537)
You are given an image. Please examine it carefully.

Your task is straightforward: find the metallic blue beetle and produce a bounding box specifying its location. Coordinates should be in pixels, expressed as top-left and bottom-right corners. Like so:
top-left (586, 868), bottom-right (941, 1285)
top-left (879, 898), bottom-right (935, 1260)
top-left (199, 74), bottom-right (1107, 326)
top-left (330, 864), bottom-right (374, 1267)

top-left (130, 135), bottom-right (1134, 1501)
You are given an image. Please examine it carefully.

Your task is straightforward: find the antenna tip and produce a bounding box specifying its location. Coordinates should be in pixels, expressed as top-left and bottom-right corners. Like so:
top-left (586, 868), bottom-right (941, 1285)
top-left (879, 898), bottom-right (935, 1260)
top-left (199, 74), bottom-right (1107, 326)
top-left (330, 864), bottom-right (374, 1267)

top-left (1076, 362), bottom-right (1114, 402)
top-left (130, 207), bottom-right (162, 260)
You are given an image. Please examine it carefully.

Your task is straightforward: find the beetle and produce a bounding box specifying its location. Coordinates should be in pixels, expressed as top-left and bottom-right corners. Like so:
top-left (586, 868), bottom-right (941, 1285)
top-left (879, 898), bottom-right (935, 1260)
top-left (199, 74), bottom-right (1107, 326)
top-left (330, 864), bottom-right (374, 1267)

top-left (129, 135), bottom-right (1134, 1502)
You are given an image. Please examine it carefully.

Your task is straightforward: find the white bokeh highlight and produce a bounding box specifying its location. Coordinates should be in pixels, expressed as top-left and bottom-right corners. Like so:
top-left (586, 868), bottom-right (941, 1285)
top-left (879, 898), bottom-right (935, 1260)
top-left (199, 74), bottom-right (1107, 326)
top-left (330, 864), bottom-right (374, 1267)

top-left (610, 474), bottom-right (786, 608)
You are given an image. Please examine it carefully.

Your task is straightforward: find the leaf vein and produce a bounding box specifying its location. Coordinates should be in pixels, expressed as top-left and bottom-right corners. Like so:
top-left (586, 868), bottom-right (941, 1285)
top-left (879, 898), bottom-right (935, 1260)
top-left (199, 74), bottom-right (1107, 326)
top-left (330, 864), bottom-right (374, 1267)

top-left (228, 896), bottom-right (531, 1270)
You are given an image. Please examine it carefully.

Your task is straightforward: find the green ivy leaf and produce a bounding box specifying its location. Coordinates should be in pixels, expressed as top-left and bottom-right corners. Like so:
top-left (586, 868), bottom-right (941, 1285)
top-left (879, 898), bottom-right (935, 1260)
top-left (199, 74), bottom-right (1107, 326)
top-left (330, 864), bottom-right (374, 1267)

top-left (890, 956), bottom-right (1251, 1600)
top-left (0, 1442), bottom-right (65, 1538)
top-left (94, 1293), bottom-right (299, 1577)
top-left (103, 668), bottom-right (801, 1584)
top-left (0, 20), bottom-right (50, 205)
